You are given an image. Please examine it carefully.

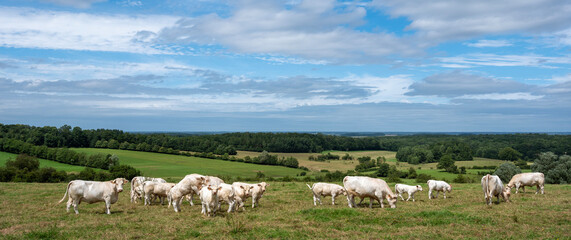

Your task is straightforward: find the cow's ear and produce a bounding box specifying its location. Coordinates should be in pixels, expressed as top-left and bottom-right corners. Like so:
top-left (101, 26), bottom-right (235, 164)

top-left (258, 184), bottom-right (262, 187)
top-left (218, 186), bottom-right (222, 191)
top-left (240, 186), bottom-right (245, 190)
top-left (207, 186), bottom-right (213, 191)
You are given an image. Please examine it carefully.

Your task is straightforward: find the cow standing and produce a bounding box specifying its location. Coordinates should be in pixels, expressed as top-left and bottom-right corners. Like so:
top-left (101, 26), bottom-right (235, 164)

top-left (216, 183), bottom-right (236, 213)
top-left (232, 182), bottom-right (255, 211)
top-left (506, 172), bottom-right (545, 194)
top-left (394, 184), bottom-right (423, 202)
top-left (306, 182), bottom-right (347, 206)
top-left (481, 174), bottom-right (510, 205)
top-left (427, 180), bottom-right (452, 199)
top-left (58, 178), bottom-right (129, 214)
top-left (343, 176), bottom-right (397, 209)
top-left (143, 181), bottom-right (175, 206)
top-left (199, 185), bottom-right (222, 217)
top-left (130, 176), bottom-right (166, 203)
top-left (169, 174), bottom-right (206, 212)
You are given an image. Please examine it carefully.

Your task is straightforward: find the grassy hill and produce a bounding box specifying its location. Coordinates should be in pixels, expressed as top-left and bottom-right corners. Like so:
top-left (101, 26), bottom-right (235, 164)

top-left (71, 148), bottom-right (304, 180)
top-left (0, 152), bottom-right (87, 173)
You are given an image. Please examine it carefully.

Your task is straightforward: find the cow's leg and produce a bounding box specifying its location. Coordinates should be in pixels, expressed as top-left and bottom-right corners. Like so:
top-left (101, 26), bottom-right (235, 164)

top-left (398, 192), bottom-right (405, 201)
top-left (312, 194), bottom-right (317, 206)
top-left (317, 195), bottom-right (322, 205)
top-left (346, 194), bottom-right (354, 208)
top-left (73, 199), bottom-right (80, 214)
top-left (331, 194), bottom-right (336, 205)
top-left (378, 197), bottom-right (384, 208)
top-left (66, 198), bottom-right (73, 213)
top-left (189, 193), bottom-right (195, 206)
top-left (540, 184), bottom-right (544, 194)
top-left (406, 192), bottom-right (411, 202)
top-left (428, 190), bottom-right (432, 199)
top-left (369, 197), bottom-right (373, 208)
top-left (443, 191), bottom-right (447, 199)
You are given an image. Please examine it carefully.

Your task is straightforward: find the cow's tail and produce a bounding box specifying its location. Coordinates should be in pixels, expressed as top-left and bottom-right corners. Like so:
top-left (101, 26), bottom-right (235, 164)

top-left (484, 175), bottom-right (490, 201)
top-left (306, 183), bottom-right (313, 190)
top-left (57, 181), bottom-right (73, 204)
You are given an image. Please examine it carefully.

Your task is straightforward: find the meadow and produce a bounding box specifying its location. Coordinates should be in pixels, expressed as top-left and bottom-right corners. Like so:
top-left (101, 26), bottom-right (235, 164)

top-left (0, 181), bottom-right (569, 239)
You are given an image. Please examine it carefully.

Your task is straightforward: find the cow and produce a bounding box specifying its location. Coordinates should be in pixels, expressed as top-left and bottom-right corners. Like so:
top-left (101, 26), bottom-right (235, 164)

top-left (169, 174), bottom-right (206, 212)
top-left (481, 174), bottom-right (510, 205)
top-left (394, 184), bottom-right (423, 202)
top-left (130, 176), bottom-right (166, 203)
top-left (185, 176), bottom-right (224, 206)
top-left (143, 181), bottom-right (175, 206)
top-left (199, 184), bottom-right (222, 217)
top-left (232, 182), bottom-right (255, 211)
top-left (58, 178), bottom-right (129, 214)
top-left (506, 172), bottom-right (545, 194)
top-left (306, 182), bottom-right (347, 206)
top-left (427, 180), bottom-right (452, 199)
top-left (216, 183), bottom-right (236, 213)
top-left (251, 182), bottom-right (269, 208)
top-left (343, 176), bottom-right (397, 209)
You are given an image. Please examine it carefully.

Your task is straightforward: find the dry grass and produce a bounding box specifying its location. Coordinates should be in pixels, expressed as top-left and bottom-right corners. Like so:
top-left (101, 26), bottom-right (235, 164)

top-left (0, 181), bottom-right (569, 239)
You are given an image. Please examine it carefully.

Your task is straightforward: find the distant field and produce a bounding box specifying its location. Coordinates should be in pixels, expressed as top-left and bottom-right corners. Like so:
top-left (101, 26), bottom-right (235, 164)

top-left (0, 182), bottom-right (568, 239)
top-left (0, 152), bottom-right (87, 173)
top-left (73, 148), bottom-right (303, 181)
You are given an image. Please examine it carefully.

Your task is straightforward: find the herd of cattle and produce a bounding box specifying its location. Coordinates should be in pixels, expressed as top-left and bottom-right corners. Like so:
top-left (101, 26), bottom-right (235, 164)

top-left (57, 172), bottom-right (545, 215)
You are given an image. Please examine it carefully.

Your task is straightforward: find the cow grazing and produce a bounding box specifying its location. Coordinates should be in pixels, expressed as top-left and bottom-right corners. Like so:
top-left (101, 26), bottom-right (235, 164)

top-left (427, 180), bottom-right (452, 199)
top-left (481, 174), bottom-right (510, 205)
top-left (343, 176), bottom-right (397, 209)
top-left (58, 178), bottom-right (129, 214)
top-left (216, 183), bottom-right (236, 213)
top-left (306, 182), bottom-right (347, 206)
top-left (232, 182), bottom-right (255, 211)
top-left (394, 184), bottom-right (423, 202)
top-left (169, 174), bottom-right (206, 212)
top-left (130, 176), bottom-right (166, 203)
top-left (199, 185), bottom-right (222, 217)
top-left (506, 172), bottom-right (545, 194)
top-left (143, 181), bottom-right (175, 206)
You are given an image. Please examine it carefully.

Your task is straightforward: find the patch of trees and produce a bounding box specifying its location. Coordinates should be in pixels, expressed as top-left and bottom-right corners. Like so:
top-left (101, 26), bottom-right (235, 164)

top-left (0, 154), bottom-right (141, 183)
top-left (531, 152), bottom-right (571, 184)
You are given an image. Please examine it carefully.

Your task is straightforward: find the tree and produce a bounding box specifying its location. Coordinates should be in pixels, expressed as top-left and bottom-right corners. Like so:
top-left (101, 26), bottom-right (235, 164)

top-left (437, 154), bottom-right (457, 173)
top-left (498, 147), bottom-right (522, 161)
top-left (6, 154), bottom-right (39, 172)
top-left (532, 152), bottom-right (571, 184)
top-left (494, 162), bottom-right (522, 183)
top-left (376, 163), bottom-right (390, 177)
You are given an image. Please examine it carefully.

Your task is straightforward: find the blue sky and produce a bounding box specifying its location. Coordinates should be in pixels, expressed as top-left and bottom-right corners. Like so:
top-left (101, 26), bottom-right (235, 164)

top-left (0, 0), bottom-right (570, 132)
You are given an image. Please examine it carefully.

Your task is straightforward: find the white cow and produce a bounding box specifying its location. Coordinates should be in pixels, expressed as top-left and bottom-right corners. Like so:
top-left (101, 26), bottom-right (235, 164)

top-left (130, 176), bottom-right (166, 203)
top-left (143, 181), bottom-right (175, 206)
top-left (232, 182), bottom-right (255, 211)
top-left (216, 183), bottom-right (236, 213)
top-left (251, 182), bottom-right (269, 208)
top-left (481, 174), bottom-right (510, 205)
top-left (169, 174), bottom-right (207, 212)
top-left (394, 184), bottom-right (423, 202)
top-left (427, 180), bottom-right (452, 199)
top-left (186, 176), bottom-right (225, 206)
top-left (343, 176), bottom-right (397, 209)
top-left (58, 178), bottom-right (129, 214)
top-left (506, 172), bottom-right (545, 194)
top-left (306, 182), bottom-right (347, 206)
top-left (199, 185), bottom-right (222, 217)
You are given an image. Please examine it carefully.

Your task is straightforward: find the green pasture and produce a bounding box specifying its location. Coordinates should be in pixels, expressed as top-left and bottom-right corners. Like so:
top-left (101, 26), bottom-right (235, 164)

top-left (72, 148), bottom-right (304, 180)
top-left (0, 182), bottom-right (569, 239)
top-left (0, 152), bottom-right (87, 173)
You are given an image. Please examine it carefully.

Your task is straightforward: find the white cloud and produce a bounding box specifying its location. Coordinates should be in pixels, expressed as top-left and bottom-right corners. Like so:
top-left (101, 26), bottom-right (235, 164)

top-left (40, 0), bottom-right (106, 9)
top-left (439, 54), bottom-right (571, 68)
top-left (465, 40), bottom-right (512, 48)
top-left (0, 7), bottom-right (179, 54)
top-left (456, 92), bottom-right (543, 101)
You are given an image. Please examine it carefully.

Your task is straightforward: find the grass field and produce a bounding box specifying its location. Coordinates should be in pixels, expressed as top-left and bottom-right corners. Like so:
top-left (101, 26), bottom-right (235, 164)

top-left (0, 181), bottom-right (569, 239)
top-left (72, 148), bottom-right (304, 181)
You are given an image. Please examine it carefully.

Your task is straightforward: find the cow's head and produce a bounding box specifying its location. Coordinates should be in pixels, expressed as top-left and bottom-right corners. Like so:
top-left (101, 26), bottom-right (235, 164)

top-left (112, 178), bottom-right (129, 193)
top-left (387, 194), bottom-right (397, 208)
top-left (340, 188), bottom-right (348, 196)
top-left (448, 185), bottom-right (452, 193)
top-left (503, 186), bottom-right (512, 201)
top-left (208, 186), bottom-right (222, 196)
top-left (240, 185), bottom-right (255, 196)
top-left (257, 182), bottom-right (268, 193)
top-left (416, 185), bottom-right (423, 191)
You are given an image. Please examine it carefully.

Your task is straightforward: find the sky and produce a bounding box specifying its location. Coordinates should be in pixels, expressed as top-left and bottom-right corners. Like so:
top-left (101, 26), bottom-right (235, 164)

top-left (0, 0), bottom-right (570, 132)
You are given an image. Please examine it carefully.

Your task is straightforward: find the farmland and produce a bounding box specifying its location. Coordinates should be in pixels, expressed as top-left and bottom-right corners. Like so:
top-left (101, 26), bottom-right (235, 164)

top-left (0, 181), bottom-right (569, 239)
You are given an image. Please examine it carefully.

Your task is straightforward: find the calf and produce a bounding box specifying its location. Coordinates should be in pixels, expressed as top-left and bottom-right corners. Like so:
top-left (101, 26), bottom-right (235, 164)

top-left (306, 182), bottom-right (347, 206)
top-left (216, 183), bottom-right (236, 213)
top-left (251, 182), bottom-right (269, 208)
top-left (130, 176), bottom-right (166, 203)
top-left (394, 184), bottom-right (423, 202)
top-left (232, 182), bottom-right (255, 211)
top-left (481, 174), bottom-right (510, 205)
top-left (506, 172), bottom-right (545, 194)
top-left (427, 180), bottom-right (452, 199)
top-left (199, 185), bottom-right (222, 217)
top-left (143, 181), bottom-right (175, 206)
top-left (186, 176), bottom-right (225, 206)
top-left (343, 176), bottom-right (397, 209)
top-left (58, 178), bottom-right (129, 214)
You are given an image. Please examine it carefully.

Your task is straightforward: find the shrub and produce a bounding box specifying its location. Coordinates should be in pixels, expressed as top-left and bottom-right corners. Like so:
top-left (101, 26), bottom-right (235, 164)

top-left (532, 152), bottom-right (571, 184)
top-left (494, 162), bottom-right (522, 183)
